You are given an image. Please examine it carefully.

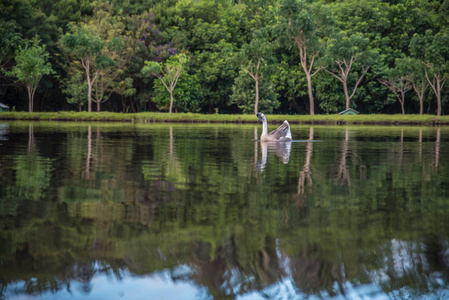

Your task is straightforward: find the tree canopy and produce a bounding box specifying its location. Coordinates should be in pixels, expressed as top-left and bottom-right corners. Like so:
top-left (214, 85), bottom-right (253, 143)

top-left (1, 0), bottom-right (449, 115)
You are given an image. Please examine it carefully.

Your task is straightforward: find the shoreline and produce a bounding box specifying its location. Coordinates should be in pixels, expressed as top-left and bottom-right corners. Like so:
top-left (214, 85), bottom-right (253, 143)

top-left (1, 112), bottom-right (448, 126)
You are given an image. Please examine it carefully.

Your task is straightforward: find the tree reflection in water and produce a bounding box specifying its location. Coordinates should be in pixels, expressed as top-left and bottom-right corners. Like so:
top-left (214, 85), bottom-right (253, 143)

top-left (1, 122), bottom-right (449, 299)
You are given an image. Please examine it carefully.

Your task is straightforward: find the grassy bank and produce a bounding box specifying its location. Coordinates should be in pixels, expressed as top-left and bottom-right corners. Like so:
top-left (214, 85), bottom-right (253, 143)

top-left (1, 111), bottom-right (449, 125)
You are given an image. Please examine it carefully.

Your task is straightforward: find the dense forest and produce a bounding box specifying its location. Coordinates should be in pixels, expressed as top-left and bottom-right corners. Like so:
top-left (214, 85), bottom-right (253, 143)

top-left (1, 0), bottom-right (449, 115)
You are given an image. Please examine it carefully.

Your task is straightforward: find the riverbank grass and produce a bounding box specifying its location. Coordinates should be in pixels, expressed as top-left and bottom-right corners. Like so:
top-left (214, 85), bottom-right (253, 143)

top-left (1, 111), bottom-right (448, 125)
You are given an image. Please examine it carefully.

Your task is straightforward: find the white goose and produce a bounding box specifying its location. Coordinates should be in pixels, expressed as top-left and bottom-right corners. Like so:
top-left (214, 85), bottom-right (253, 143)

top-left (256, 112), bottom-right (292, 142)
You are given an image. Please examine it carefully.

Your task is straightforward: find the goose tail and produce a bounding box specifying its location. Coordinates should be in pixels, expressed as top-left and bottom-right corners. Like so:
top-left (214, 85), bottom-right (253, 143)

top-left (284, 120), bottom-right (292, 140)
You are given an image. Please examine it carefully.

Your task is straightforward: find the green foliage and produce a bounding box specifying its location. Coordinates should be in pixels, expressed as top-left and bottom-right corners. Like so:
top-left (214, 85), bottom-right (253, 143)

top-left (231, 69), bottom-right (279, 114)
top-left (7, 38), bottom-right (53, 87)
top-left (142, 54), bottom-right (189, 112)
top-left (61, 25), bottom-right (104, 59)
top-left (152, 70), bottom-right (202, 112)
top-left (2, 0), bottom-right (449, 115)
top-left (5, 37), bottom-right (53, 112)
top-left (60, 71), bottom-right (88, 110)
top-left (0, 20), bottom-right (23, 67)
top-left (410, 30), bottom-right (449, 69)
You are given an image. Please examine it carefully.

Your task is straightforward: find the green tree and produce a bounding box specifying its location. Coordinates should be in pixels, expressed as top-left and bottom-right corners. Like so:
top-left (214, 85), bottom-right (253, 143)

top-left (141, 54), bottom-right (188, 113)
top-left (60, 71), bottom-right (88, 111)
top-left (323, 33), bottom-right (377, 111)
top-left (378, 67), bottom-right (413, 115)
top-left (236, 29), bottom-right (275, 114)
top-left (231, 69), bottom-right (279, 114)
top-left (60, 25), bottom-right (115, 112)
top-left (410, 30), bottom-right (449, 116)
top-left (6, 38), bottom-right (53, 112)
top-left (87, 2), bottom-right (134, 112)
top-left (278, 0), bottom-right (329, 115)
top-left (152, 71), bottom-right (202, 113)
top-left (170, 0), bottom-right (243, 113)
top-left (396, 57), bottom-right (429, 115)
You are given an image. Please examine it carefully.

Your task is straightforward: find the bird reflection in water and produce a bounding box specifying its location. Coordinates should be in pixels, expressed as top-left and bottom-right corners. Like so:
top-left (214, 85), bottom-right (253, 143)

top-left (257, 140), bottom-right (292, 171)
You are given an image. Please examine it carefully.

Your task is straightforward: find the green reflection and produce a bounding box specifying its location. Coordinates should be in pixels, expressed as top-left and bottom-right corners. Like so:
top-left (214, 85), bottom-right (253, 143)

top-left (0, 122), bottom-right (449, 299)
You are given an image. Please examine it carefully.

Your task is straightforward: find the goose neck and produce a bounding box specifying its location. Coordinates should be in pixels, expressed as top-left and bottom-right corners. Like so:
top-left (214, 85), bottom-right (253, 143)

top-left (262, 118), bottom-right (268, 136)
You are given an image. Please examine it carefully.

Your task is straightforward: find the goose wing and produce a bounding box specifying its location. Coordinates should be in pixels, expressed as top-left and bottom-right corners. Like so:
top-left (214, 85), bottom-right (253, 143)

top-left (268, 121), bottom-right (292, 141)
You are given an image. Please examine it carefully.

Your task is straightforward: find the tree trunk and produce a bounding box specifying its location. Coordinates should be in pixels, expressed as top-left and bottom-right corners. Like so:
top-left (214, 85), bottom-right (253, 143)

top-left (97, 100), bottom-right (100, 112)
top-left (343, 81), bottom-right (350, 110)
top-left (400, 95), bottom-right (405, 115)
top-left (436, 79), bottom-right (441, 116)
top-left (169, 90), bottom-right (174, 113)
top-left (27, 86), bottom-right (33, 112)
top-left (306, 74), bottom-right (314, 115)
top-left (254, 78), bottom-right (259, 114)
top-left (425, 70), bottom-right (445, 116)
top-left (84, 59), bottom-right (92, 113)
top-left (87, 76), bottom-right (92, 113)
top-left (436, 93), bottom-right (441, 116)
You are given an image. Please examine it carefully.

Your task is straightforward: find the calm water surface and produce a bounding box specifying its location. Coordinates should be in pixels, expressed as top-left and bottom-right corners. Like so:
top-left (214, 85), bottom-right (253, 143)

top-left (1, 121), bottom-right (449, 300)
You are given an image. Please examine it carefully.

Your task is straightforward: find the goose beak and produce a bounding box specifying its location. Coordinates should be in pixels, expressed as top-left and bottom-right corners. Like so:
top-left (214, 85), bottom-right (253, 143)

top-left (256, 113), bottom-right (263, 122)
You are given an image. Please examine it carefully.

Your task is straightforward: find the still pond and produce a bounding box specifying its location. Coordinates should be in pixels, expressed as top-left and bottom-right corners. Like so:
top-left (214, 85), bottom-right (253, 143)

top-left (0, 121), bottom-right (449, 299)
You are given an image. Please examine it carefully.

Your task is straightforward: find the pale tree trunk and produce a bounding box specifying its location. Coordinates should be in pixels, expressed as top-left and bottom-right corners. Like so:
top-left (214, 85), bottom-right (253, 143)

top-left (169, 90), bottom-right (174, 113)
top-left (244, 58), bottom-right (262, 115)
top-left (85, 60), bottom-right (92, 113)
top-left (305, 73), bottom-right (314, 115)
top-left (82, 57), bottom-right (99, 113)
top-left (27, 83), bottom-right (38, 113)
top-left (412, 80), bottom-right (428, 115)
top-left (87, 80), bottom-right (92, 112)
top-left (400, 94), bottom-right (405, 115)
top-left (424, 66), bottom-right (447, 116)
top-left (255, 78), bottom-right (259, 114)
top-left (27, 86), bottom-right (33, 112)
top-left (294, 30), bottom-right (323, 116)
top-left (343, 82), bottom-right (350, 110)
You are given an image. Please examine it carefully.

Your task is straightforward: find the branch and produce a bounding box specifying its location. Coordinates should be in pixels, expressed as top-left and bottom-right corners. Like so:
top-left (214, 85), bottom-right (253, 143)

top-left (311, 65), bottom-right (324, 77)
top-left (243, 66), bottom-right (257, 81)
top-left (324, 68), bottom-right (344, 83)
top-left (348, 66), bottom-right (370, 100)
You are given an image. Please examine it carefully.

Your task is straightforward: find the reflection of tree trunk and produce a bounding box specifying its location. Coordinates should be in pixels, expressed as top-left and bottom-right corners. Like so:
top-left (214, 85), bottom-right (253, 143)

top-left (83, 125), bottom-right (92, 179)
top-left (399, 128), bottom-right (404, 166)
top-left (334, 129), bottom-right (350, 187)
top-left (94, 126), bottom-right (102, 172)
top-left (167, 126), bottom-right (181, 175)
top-left (296, 127), bottom-right (314, 206)
top-left (27, 124), bottom-right (35, 153)
top-left (170, 126), bottom-right (174, 157)
top-left (254, 127), bottom-right (258, 168)
top-left (434, 127), bottom-right (440, 168)
top-left (419, 129), bottom-right (422, 163)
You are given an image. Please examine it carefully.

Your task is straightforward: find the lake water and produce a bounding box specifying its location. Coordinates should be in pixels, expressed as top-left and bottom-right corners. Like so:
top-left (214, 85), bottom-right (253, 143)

top-left (1, 121), bottom-right (449, 300)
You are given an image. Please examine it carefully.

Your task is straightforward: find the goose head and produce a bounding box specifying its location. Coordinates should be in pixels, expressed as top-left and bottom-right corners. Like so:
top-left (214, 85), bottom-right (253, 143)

top-left (256, 112), bottom-right (265, 123)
